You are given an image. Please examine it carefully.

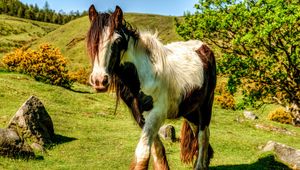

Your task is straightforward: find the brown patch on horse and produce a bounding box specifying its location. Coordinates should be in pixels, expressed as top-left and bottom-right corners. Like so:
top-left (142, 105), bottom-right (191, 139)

top-left (179, 44), bottom-right (216, 165)
top-left (196, 44), bottom-right (215, 70)
top-left (111, 6), bottom-right (123, 30)
top-left (130, 157), bottom-right (149, 170)
top-left (152, 137), bottom-right (170, 170)
top-left (180, 119), bottom-right (199, 164)
top-left (180, 120), bottom-right (214, 165)
top-left (88, 5), bottom-right (98, 22)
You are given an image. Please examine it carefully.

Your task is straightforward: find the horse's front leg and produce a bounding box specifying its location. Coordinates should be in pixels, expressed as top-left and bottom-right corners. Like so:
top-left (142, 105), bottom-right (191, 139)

top-left (130, 105), bottom-right (167, 170)
top-left (151, 136), bottom-right (170, 170)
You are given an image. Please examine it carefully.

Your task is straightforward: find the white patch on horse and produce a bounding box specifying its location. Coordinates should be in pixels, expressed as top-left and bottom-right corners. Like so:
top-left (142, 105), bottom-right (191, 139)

top-left (196, 126), bottom-right (210, 169)
top-left (135, 133), bottom-right (150, 162)
top-left (122, 31), bottom-right (205, 118)
top-left (90, 27), bottom-right (120, 86)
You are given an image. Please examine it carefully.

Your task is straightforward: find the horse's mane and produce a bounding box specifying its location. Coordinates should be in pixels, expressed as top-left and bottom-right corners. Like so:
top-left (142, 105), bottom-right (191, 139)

top-left (138, 32), bottom-right (170, 74)
top-left (87, 12), bottom-right (139, 61)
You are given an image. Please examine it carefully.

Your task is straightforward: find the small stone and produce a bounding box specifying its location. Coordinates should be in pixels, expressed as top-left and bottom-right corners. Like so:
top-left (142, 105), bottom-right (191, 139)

top-left (159, 124), bottom-right (176, 142)
top-left (255, 124), bottom-right (296, 136)
top-left (243, 110), bottom-right (258, 120)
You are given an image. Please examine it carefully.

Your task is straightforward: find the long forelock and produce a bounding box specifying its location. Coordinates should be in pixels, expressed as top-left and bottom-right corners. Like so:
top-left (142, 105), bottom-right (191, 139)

top-left (87, 13), bottom-right (114, 61)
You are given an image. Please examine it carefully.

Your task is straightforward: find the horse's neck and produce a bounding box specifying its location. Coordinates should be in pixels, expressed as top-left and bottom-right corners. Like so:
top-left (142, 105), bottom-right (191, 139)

top-left (133, 32), bottom-right (168, 73)
top-left (139, 32), bottom-right (169, 59)
top-left (122, 32), bottom-right (169, 95)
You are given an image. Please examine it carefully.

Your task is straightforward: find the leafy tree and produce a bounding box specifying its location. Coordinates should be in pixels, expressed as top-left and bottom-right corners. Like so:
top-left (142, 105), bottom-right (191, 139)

top-left (176, 0), bottom-right (300, 112)
top-left (24, 8), bottom-right (34, 20)
top-left (33, 3), bottom-right (39, 13)
top-left (36, 11), bottom-right (44, 21)
top-left (0, 0), bottom-right (84, 24)
top-left (43, 1), bottom-right (50, 12)
top-left (17, 5), bottom-right (24, 18)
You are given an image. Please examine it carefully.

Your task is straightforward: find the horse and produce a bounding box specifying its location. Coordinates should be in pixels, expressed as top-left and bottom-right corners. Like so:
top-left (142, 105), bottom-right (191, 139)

top-left (87, 5), bottom-right (216, 170)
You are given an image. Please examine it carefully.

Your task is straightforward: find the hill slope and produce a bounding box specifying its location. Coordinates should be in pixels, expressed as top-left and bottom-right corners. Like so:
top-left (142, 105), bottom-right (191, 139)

top-left (0, 15), bottom-right (59, 58)
top-left (0, 72), bottom-right (299, 169)
top-left (31, 13), bottom-right (183, 71)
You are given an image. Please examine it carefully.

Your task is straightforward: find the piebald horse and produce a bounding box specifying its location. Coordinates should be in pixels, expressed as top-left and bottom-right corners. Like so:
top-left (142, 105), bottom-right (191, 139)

top-left (87, 5), bottom-right (216, 170)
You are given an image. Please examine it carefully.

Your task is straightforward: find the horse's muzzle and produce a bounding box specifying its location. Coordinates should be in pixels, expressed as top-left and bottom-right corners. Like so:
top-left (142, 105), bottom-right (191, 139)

top-left (94, 85), bottom-right (108, 92)
top-left (89, 74), bottom-right (109, 93)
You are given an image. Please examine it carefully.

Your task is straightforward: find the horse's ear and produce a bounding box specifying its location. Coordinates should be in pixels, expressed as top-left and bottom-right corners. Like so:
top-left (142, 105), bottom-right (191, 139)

top-left (89, 4), bottom-right (98, 22)
top-left (112, 5), bottom-right (123, 29)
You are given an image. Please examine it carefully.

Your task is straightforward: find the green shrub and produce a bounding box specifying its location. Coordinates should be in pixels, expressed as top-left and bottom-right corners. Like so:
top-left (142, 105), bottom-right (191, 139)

top-left (1, 44), bottom-right (73, 88)
top-left (268, 108), bottom-right (293, 125)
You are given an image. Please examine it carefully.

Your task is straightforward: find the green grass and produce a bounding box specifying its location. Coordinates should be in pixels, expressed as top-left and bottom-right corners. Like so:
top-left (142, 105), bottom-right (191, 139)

top-left (30, 14), bottom-right (183, 72)
top-left (0, 12), bottom-right (299, 170)
top-left (0, 15), bottom-right (59, 58)
top-left (0, 71), bottom-right (299, 169)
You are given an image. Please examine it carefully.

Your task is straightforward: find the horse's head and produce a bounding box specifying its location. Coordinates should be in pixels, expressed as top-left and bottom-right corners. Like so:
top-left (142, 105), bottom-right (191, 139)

top-left (87, 5), bottom-right (129, 92)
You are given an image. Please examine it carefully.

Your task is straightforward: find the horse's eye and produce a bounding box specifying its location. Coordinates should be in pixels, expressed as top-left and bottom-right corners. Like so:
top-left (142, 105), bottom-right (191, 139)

top-left (115, 38), bottom-right (122, 44)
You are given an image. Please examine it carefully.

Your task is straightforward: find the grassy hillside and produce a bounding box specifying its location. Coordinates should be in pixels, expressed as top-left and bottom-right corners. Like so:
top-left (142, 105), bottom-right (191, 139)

top-left (31, 13), bottom-right (183, 71)
top-left (0, 71), bottom-right (299, 169)
top-left (0, 15), bottom-right (59, 58)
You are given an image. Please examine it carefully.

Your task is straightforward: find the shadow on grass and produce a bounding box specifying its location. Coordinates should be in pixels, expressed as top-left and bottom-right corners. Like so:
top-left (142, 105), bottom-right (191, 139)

top-left (17, 134), bottom-right (77, 160)
top-left (68, 88), bottom-right (92, 94)
top-left (211, 155), bottom-right (291, 170)
top-left (52, 134), bottom-right (77, 145)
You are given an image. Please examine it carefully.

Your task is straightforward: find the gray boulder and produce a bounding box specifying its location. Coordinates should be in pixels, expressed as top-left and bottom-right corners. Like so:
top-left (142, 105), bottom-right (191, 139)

top-left (159, 124), bottom-right (176, 142)
top-left (0, 96), bottom-right (55, 158)
top-left (7, 96), bottom-right (55, 146)
top-left (0, 128), bottom-right (34, 158)
top-left (243, 110), bottom-right (258, 120)
top-left (262, 141), bottom-right (300, 169)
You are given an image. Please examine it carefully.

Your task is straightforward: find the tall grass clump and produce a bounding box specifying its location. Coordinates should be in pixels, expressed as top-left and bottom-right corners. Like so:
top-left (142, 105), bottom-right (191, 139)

top-left (1, 44), bottom-right (73, 88)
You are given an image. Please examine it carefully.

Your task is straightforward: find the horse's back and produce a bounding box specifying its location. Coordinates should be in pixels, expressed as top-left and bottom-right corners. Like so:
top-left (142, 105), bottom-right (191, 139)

top-left (164, 40), bottom-right (206, 90)
top-left (165, 40), bottom-right (203, 51)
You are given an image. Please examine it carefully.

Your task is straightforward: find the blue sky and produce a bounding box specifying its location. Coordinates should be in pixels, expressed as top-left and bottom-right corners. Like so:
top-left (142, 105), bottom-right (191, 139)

top-left (19, 0), bottom-right (198, 16)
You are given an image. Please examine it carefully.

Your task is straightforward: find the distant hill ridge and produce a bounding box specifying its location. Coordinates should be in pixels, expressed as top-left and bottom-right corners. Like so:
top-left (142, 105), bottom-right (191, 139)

top-left (0, 0), bottom-right (84, 24)
top-left (31, 13), bottom-right (183, 71)
top-left (0, 14), bottom-right (59, 58)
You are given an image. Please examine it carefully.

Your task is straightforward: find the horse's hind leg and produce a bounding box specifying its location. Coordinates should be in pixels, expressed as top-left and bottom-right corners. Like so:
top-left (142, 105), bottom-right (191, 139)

top-left (195, 100), bottom-right (214, 170)
top-left (151, 136), bottom-right (170, 170)
top-left (195, 125), bottom-right (211, 170)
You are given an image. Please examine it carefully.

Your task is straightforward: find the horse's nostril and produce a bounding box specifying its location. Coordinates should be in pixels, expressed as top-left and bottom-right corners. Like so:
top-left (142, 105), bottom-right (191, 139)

top-left (95, 79), bottom-right (100, 86)
top-left (102, 75), bottom-right (109, 86)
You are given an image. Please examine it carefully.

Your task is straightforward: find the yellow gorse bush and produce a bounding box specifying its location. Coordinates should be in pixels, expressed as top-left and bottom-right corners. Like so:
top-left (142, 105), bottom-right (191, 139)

top-left (68, 67), bottom-right (90, 85)
top-left (2, 44), bottom-right (73, 88)
top-left (215, 92), bottom-right (236, 110)
top-left (268, 108), bottom-right (293, 125)
top-left (214, 81), bottom-right (236, 110)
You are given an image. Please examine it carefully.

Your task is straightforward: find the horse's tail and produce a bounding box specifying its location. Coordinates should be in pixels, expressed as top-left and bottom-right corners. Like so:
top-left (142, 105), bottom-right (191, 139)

top-left (180, 119), bottom-right (214, 164)
top-left (180, 119), bottom-right (198, 164)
